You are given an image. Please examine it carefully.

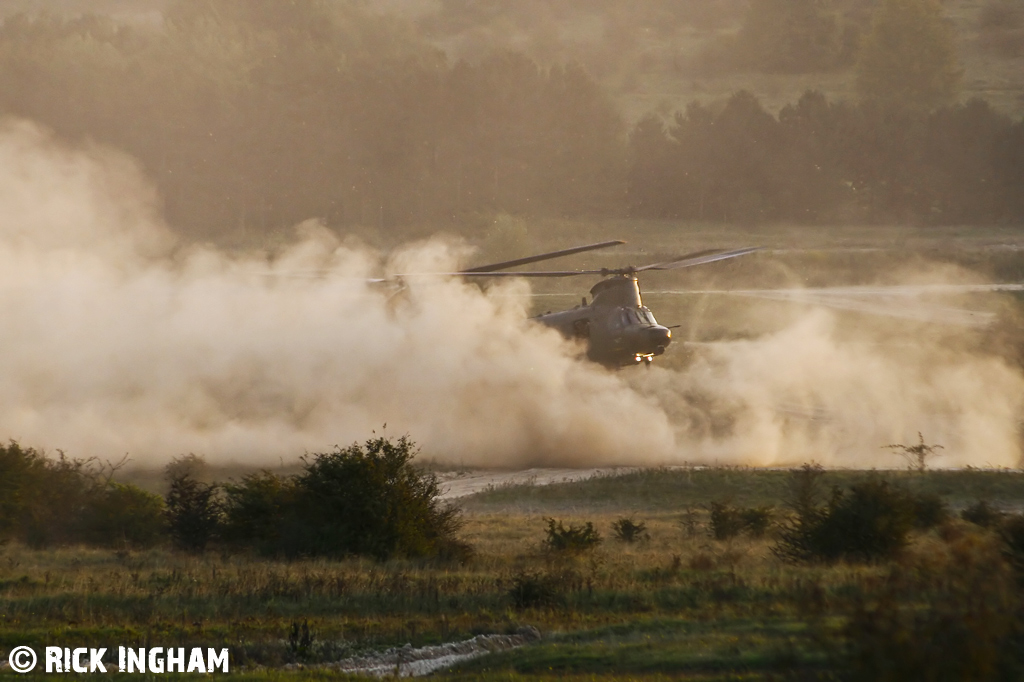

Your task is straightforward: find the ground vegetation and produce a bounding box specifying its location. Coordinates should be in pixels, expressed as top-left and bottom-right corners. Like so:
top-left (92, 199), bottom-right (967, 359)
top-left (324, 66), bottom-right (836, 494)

top-left (4, 462), bottom-right (1024, 678)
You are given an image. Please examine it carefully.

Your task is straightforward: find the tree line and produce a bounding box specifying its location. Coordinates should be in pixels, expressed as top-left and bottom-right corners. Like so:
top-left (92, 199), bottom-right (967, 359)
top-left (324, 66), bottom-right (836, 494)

top-left (0, 1), bottom-right (1018, 238)
top-left (0, 437), bottom-right (469, 562)
top-left (0, 3), bottom-right (624, 238)
top-left (628, 91), bottom-right (1024, 225)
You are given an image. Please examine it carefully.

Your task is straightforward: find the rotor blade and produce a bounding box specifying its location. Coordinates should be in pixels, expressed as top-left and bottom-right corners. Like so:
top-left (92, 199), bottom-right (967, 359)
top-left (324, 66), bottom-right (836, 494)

top-left (646, 283), bottom-right (1024, 296)
top-left (635, 246), bottom-right (761, 272)
top-left (400, 269), bottom-right (610, 278)
top-left (248, 271), bottom-right (391, 283)
top-left (645, 283), bottom-right (1022, 328)
top-left (460, 240), bottom-right (625, 273)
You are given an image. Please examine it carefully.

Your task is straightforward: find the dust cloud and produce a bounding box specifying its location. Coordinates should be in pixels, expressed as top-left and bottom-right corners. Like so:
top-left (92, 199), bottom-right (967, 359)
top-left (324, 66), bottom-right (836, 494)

top-left (635, 310), bottom-right (1024, 468)
top-left (0, 119), bottom-right (1021, 469)
top-left (0, 119), bottom-right (674, 467)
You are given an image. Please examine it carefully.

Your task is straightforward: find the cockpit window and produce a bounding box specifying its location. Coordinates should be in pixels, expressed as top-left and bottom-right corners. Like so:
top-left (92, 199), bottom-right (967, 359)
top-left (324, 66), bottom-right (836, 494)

top-left (634, 308), bottom-right (657, 325)
top-left (621, 308), bottom-right (658, 326)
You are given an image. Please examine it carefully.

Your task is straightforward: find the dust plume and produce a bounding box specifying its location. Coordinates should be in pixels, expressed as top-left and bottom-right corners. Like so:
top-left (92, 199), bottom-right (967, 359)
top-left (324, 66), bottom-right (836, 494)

top-left (0, 119), bottom-right (674, 467)
top-left (635, 306), bottom-right (1024, 469)
top-left (0, 118), bottom-right (1021, 469)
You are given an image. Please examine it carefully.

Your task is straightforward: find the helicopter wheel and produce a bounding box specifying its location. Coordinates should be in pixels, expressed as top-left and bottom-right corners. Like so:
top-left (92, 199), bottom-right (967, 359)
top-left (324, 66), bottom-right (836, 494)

top-left (644, 356), bottom-right (653, 368)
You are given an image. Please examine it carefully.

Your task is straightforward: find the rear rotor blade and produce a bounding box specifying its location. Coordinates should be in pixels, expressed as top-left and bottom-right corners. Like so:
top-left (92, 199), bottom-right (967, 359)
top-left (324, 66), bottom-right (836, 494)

top-left (634, 246), bottom-right (761, 272)
top-left (401, 269), bottom-right (610, 278)
top-left (460, 240), bottom-right (625, 273)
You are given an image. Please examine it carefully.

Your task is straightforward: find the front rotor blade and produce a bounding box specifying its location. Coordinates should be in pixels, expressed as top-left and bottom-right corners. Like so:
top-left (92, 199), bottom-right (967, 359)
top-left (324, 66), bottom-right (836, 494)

top-left (460, 240), bottom-right (625, 273)
top-left (635, 246), bottom-right (761, 272)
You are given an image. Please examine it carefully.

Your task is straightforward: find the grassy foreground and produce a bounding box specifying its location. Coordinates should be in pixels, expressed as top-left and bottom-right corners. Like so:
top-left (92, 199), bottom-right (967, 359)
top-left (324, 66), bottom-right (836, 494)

top-left (3, 467), bottom-right (1024, 680)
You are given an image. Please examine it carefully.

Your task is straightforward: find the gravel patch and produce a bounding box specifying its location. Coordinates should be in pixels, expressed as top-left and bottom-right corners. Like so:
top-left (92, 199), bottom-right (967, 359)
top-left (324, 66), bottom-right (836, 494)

top-left (285, 627), bottom-right (541, 677)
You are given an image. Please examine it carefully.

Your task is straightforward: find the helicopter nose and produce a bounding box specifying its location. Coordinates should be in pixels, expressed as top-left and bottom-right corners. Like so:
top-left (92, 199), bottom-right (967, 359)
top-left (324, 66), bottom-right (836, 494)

top-left (649, 326), bottom-right (671, 353)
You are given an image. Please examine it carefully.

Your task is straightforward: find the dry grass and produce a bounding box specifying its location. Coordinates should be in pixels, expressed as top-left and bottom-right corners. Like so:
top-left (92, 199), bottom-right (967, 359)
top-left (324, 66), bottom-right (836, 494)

top-left (4, 468), bottom-right (1024, 678)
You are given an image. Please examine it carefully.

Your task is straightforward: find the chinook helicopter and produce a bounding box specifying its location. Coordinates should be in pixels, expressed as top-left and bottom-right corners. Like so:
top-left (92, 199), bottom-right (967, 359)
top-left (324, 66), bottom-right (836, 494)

top-left (447, 240), bottom-right (760, 367)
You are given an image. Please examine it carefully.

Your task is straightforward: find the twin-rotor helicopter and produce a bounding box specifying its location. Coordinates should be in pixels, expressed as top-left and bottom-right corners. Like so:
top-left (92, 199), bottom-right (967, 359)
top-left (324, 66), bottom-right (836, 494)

top-left (278, 237), bottom-right (1018, 367)
top-left (446, 240), bottom-right (759, 367)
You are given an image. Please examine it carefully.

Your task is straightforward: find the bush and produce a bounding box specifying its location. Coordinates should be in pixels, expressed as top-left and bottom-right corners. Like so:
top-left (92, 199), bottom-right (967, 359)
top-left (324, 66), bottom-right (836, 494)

top-left (962, 500), bottom-right (1004, 529)
top-left (708, 502), bottom-right (774, 540)
top-left (911, 491), bottom-right (949, 530)
top-left (543, 518), bottom-right (602, 554)
top-left (82, 483), bottom-right (165, 549)
top-left (842, 530), bottom-right (1023, 681)
top-left (0, 441), bottom-right (117, 547)
top-left (611, 517), bottom-right (648, 543)
top-left (290, 436), bottom-right (466, 561)
top-left (220, 436), bottom-right (468, 561)
top-left (507, 570), bottom-right (568, 610)
top-left (1000, 513), bottom-right (1024, 581)
top-left (165, 473), bottom-right (222, 553)
top-left (221, 471), bottom-right (297, 553)
top-left (740, 507), bottom-right (774, 537)
top-left (679, 506), bottom-right (700, 537)
top-left (709, 502), bottom-right (746, 540)
top-left (774, 474), bottom-right (918, 563)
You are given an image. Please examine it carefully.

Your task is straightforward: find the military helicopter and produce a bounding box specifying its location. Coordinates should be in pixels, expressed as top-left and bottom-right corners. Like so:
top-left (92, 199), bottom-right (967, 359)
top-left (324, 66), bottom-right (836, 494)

top-left (447, 240), bottom-right (760, 367)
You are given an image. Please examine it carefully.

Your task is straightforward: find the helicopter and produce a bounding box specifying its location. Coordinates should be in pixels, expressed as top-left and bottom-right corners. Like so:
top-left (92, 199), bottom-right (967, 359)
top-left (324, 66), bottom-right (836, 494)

top-left (447, 240), bottom-right (760, 367)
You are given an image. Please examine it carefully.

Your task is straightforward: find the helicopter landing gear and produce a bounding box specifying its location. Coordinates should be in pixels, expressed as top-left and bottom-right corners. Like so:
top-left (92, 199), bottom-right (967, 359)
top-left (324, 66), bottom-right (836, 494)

top-left (634, 353), bottom-right (654, 367)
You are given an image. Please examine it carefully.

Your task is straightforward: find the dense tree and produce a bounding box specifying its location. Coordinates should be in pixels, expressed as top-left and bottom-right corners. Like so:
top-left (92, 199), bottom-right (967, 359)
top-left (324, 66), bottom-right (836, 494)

top-left (626, 114), bottom-right (678, 217)
top-left (0, 4), bottom-right (1016, 233)
top-left (735, 0), bottom-right (844, 73)
top-left (922, 99), bottom-right (1012, 223)
top-left (776, 90), bottom-right (853, 220)
top-left (0, 6), bottom-right (624, 238)
top-left (855, 0), bottom-right (961, 111)
top-left (627, 89), bottom-right (1024, 225)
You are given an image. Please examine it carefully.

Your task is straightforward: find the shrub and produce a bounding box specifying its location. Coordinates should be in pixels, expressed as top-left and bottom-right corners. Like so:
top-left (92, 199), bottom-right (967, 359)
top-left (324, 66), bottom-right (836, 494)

top-left (221, 471), bottom-right (297, 553)
top-left (611, 517), bottom-right (648, 543)
top-left (0, 441), bottom-right (46, 541)
top-left (220, 436), bottom-right (469, 562)
top-left (708, 502), bottom-right (774, 540)
top-left (289, 436), bottom-right (466, 561)
top-left (1000, 513), bottom-right (1024, 581)
top-left (0, 441), bottom-right (114, 547)
top-left (288, 620), bottom-right (315, 661)
top-left (787, 463), bottom-right (826, 518)
top-left (842, 529), bottom-right (1023, 681)
top-left (679, 506), bottom-right (700, 537)
top-left (543, 518), bottom-right (602, 554)
top-left (507, 570), bottom-right (567, 610)
top-left (911, 491), bottom-right (949, 530)
top-left (774, 474), bottom-right (917, 563)
top-left (962, 500), bottom-right (1004, 529)
top-left (165, 472), bottom-right (222, 553)
top-left (709, 502), bottom-right (745, 540)
top-left (740, 507), bottom-right (774, 537)
top-left (82, 483), bottom-right (165, 549)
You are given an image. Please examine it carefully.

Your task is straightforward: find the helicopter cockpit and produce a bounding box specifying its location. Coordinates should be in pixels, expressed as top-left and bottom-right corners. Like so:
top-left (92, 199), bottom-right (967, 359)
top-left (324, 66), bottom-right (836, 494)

top-left (618, 307), bottom-right (658, 327)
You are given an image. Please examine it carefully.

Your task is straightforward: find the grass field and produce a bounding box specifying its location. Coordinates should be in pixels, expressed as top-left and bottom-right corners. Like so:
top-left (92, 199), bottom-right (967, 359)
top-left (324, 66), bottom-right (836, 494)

top-left (4, 466), bottom-right (1024, 679)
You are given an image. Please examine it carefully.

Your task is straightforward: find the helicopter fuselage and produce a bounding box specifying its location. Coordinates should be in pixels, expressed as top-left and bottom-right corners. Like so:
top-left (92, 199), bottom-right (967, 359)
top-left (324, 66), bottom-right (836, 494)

top-left (533, 275), bottom-right (672, 367)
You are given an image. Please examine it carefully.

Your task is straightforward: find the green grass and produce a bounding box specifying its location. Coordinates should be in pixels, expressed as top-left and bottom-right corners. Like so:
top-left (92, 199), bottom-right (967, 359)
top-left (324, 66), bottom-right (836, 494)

top-left (3, 466), bottom-right (1024, 679)
top-left (462, 467), bottom-right (1024, 513)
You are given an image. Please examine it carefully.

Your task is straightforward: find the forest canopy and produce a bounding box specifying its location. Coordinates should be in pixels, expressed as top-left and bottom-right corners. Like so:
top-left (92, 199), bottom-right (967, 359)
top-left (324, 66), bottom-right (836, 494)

top-left (0, 0), bottom-right (1019, 239)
